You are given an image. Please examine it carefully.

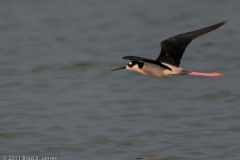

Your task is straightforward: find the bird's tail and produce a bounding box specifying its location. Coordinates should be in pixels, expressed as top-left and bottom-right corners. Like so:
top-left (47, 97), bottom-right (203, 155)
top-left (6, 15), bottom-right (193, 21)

top-left (179, 70), bottom-right (191, 75)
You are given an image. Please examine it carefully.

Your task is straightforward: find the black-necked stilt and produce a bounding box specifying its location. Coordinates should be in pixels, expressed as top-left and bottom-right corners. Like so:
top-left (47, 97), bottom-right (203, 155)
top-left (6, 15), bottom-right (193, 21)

top-left (112, 21), bottom-right (225, 78)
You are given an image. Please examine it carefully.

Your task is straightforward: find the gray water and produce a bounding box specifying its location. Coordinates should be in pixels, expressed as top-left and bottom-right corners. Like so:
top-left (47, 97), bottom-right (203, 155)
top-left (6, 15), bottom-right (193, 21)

top-left (1, 0), bottom-right (240, 160)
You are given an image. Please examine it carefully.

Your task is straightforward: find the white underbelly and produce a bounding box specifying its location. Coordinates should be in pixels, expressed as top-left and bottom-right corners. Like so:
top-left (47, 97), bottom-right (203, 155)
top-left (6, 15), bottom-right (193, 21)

top-left (127, 62), bottom-right (186, 78)
top-left (138, 63), bottom-right (177, 78)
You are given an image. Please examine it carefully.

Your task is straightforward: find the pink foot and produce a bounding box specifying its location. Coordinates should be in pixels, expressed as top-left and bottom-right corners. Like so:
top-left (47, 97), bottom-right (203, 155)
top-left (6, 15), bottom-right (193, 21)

top-left (210, 73), bottom-right (224, 77)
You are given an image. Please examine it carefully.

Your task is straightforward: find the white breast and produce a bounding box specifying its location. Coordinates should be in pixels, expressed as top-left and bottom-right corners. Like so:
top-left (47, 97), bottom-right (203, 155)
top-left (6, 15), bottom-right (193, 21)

top-left (140, 63), bottom-right (167, 78)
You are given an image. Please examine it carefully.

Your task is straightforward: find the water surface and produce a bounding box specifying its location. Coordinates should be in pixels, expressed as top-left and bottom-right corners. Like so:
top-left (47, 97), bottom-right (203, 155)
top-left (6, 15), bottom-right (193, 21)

top-left (0, 0), bottom-right (240, 160)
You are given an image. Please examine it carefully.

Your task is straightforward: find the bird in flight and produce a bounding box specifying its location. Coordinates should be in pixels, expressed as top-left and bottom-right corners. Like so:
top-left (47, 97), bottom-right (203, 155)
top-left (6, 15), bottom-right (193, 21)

top-left (112, 21), bottom-right (225, 78)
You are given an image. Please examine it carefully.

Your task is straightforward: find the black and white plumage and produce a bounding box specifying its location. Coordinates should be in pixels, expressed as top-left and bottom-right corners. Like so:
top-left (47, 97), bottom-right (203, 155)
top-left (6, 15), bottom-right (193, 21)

top-left (112, 21), bottom-right (226, 78)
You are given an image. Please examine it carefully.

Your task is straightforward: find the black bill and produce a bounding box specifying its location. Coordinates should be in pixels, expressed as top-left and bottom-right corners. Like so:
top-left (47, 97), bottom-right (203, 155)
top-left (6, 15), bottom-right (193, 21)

top-left (111, 66), bottom-right (125, 71)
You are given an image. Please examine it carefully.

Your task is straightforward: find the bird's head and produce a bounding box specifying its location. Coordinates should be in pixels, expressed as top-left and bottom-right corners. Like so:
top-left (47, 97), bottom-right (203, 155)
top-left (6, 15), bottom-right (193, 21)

top-left (111, 61), bottom-right (144, 71)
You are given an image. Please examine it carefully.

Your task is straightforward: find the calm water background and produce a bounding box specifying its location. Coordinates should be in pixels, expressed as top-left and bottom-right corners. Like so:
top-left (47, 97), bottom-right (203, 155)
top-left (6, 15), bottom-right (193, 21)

top-left (0, 0), bottom-right (240, 160)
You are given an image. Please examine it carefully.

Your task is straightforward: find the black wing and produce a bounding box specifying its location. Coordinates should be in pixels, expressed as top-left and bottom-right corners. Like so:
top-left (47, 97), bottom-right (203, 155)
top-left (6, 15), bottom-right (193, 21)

top-left (123, 56), bottom-right (152, 61)
top-left (156, 21), bottom-right (226, 67)
top-left (123, 56), bottom-right (172, 70)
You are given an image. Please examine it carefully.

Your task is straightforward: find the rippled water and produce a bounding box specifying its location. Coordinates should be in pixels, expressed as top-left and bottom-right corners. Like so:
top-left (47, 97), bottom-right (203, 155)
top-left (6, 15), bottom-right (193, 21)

top-left (1, 0), bottom-right (240, 160)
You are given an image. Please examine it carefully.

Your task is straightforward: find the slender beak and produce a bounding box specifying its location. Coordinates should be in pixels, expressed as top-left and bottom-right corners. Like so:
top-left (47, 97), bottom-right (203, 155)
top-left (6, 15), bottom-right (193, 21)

top-left (111, 66), bottom-right (126, 71)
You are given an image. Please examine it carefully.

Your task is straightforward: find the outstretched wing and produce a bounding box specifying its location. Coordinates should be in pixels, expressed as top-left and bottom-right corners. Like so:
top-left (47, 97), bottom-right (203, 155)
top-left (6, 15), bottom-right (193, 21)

top-left (123, 56), bottom-right (172, 70)
top-left (156, 21), bottom-right (226, 67)
top-left (123, 56), bottom-right (152, 61)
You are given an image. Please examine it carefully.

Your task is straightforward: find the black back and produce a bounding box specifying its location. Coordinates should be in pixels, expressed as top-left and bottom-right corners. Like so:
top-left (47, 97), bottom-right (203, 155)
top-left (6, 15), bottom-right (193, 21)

top-left (156, 21), bottom-right (226, 67)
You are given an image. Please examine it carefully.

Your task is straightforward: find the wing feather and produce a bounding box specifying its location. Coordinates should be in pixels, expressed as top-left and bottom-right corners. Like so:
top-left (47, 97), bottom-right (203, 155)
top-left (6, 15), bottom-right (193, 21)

top-left (156, 21), bottom-right (226, 66)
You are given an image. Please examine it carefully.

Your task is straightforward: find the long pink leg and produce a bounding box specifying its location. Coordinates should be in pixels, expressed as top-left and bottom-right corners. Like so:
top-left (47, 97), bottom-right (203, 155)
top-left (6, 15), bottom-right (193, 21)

top-left (188, 71), bottom-right (223, 77)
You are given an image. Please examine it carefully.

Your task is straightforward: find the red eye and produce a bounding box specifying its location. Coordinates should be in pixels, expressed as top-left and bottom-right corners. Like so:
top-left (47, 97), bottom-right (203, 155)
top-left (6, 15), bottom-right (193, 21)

top-left (127, 62), bottom-right (132, 67)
